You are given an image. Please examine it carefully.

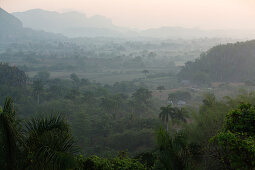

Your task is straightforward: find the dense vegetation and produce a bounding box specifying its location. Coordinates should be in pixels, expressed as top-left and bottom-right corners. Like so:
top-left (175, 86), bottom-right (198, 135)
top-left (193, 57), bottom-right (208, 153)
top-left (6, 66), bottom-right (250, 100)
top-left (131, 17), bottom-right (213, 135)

top-left (1, 59), bottom-right (255, 169)
top-left (178, 40), bottom-right (255, 84)
top-left (0, 63), bottom-right (160, 156)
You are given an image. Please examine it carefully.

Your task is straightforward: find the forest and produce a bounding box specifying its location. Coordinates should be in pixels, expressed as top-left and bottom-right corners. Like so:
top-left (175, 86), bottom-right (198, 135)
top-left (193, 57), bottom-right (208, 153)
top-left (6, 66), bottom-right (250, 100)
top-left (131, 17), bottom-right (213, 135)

top-left (1, 56), bottom-right (255, 169)
top-left (178, 40), bottom-right (255, 84)
top-left (1, 6), bottom-right (255, 170)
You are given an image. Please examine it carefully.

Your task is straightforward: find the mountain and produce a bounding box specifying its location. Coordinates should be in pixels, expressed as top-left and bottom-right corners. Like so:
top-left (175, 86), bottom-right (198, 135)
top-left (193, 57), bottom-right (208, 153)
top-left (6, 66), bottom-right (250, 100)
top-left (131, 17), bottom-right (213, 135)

top-left (11, 9), bottom-right (255, 39)
top-left (13, 9), bottom-right (124, 37)
top-left (0, 8), bottom-right (65, 43)
top-left (0, 8), bottom-right (23, 30)
top-left (178, 40), bottom-right (255, 84)
top-left (0, 8), bottom-right (23, 40)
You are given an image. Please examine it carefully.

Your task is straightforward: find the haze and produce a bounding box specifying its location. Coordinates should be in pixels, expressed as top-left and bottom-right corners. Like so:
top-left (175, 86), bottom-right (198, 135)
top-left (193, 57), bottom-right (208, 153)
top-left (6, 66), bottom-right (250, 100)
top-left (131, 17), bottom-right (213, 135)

top-left (2, 0), bottom-right (255, 30)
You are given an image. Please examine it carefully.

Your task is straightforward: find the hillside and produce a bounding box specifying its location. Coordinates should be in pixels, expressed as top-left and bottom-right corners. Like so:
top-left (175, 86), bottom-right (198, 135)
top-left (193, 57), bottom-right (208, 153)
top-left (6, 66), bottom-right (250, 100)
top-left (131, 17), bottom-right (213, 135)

top-left (0, 8), bottom-right (23, 29)
top-left (0, 8), bottom-right (65, 43)
top-left (13, 9), bottom-right (124, 37)
top-left (178, 40), bottom-right (255, 84)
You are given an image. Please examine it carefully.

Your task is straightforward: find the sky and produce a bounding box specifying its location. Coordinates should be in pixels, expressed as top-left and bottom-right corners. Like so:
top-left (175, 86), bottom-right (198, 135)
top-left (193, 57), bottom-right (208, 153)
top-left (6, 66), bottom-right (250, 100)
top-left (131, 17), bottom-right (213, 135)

top-left (1, 0), bottom-right (255, 30)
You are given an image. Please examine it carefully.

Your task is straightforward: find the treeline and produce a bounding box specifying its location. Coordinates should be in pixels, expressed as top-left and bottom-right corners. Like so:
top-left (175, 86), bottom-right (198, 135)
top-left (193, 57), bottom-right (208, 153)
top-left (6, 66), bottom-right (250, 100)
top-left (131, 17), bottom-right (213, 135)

top-left (178, 40), bottom-right (255, 84)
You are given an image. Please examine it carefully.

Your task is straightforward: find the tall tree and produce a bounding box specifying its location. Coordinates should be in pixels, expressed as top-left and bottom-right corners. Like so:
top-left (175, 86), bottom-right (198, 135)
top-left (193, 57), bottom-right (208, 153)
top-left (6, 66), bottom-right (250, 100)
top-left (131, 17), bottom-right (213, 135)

top-left (157, 86), bottom-right (165, 99)
top-left (159, 105), bottom-right (186, 131)
top-left (0, 63), bottom-right (27, 87)
top-left (32, 80), bottom-right (44, 104)
top-left (0, 98), bottom-right (21, 170)
top-left (34, 71), bottom-right (50, 82)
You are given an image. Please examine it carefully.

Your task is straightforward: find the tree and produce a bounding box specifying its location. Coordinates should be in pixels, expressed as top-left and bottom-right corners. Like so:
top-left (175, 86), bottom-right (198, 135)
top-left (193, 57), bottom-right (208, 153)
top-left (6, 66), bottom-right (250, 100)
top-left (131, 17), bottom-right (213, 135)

top-left (142, 70), bottom-right (149, 78)
top-left (0, 63), bottom-right (27, 87)
top-left (32, 80), bottom-right (44, 104)
top-left (70, 73), bottom-right (80, 89)
top-left (24, 114), bottom-right (79, 169)
top-left (211, 103), bottom-right (255, 169)
top-left (132, 88), bottom-right (152, 105)
top-left (154, 128), bottom-right (196, 170)
top-left (159, 105), bottom-right (186, 131)
top-left (34, 71), bottom-right (50, 82)
top-left (0, 97), bottom-right (80, 169)
top-left (0, 97), bottom-right (21, 170)
top-left (202, 93), bottom-right (216, 107)
top-left (157, 86), bottom-right (165, 99)
top-left (132, 88), bottom-right (152, 117)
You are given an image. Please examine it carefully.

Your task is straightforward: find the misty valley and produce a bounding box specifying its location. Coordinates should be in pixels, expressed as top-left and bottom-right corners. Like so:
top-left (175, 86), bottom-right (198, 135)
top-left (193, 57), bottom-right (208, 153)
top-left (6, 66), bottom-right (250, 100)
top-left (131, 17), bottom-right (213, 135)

top-left (1, 6), bottom-right (255, 170)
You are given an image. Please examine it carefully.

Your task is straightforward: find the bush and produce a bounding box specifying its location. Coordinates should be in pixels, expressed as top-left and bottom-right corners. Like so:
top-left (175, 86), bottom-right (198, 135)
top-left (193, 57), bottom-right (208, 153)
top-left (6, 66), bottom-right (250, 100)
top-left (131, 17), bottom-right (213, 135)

top-left (80, 155), bottom-right (146, 170)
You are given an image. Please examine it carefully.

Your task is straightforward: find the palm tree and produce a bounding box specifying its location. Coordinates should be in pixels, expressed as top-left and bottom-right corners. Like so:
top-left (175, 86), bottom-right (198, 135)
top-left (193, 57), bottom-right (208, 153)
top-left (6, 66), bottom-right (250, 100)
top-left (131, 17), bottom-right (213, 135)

top-left (159, 105), bottom-right (187, 131)
top-left (0, 98), bottom-right (79, 169)
top-left (0, 97), bottom-right (21, 170)
top-left (32, 80), bottom-right (44, 104)
top-left (24, 114), bottom-right (79, 169)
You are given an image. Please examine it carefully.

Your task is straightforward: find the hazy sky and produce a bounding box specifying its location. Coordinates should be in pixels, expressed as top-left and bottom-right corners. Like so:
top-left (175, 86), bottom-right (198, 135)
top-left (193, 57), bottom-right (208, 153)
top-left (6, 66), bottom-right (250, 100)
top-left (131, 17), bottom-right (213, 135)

top-left (1, 0), bottom-right (255, 29)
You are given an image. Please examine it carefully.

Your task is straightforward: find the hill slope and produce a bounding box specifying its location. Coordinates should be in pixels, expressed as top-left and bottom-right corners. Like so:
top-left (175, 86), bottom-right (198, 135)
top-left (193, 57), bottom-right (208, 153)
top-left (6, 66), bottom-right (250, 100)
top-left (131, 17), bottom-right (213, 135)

top-left (0, 8), bottom-right (65, 43)
top-left (13, 9), bottom-right (123, 37)
top-left (178, 40), bottom-right (255, 83)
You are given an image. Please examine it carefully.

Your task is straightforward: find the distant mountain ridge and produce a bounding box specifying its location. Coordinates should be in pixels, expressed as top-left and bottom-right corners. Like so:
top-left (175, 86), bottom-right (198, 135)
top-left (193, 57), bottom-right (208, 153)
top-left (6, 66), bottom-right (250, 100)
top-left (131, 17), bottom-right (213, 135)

top-left (13, 9), bottom-right (114, 29)
top-left (12, 9), bottom-right (255, 39)
top-left (1, 8), bottom-right (254, 39)
top-left (0, 8), bottom-right (23, 29)
top-left (13, 9), bottom-right (124, 37)
top-left (0, 8), bottom-right (65, 43)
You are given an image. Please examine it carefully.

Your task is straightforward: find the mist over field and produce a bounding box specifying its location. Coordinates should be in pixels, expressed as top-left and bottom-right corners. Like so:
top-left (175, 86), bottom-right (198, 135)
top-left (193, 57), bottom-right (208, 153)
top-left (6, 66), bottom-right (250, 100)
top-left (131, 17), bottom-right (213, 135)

top-left (1, 1), bottom-right (255, 169)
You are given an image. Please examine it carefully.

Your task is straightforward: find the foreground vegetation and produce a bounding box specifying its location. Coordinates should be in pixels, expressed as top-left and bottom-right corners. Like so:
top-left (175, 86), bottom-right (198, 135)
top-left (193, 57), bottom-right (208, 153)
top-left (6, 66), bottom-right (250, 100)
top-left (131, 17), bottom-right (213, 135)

top-left (2, 92), bottom-right (255, 169)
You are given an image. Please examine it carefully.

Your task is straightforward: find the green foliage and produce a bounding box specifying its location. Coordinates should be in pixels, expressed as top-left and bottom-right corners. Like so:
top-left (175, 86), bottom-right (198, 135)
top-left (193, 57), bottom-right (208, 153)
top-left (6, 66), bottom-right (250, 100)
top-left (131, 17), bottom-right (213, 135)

top-left (0, 97), bottom-right (20, 170)
top-left (80, 155), bottom-right (146, 170)
top-left (0, 63), bottom-right (27, 87)
top-left (132, 88), bottom-right (152, 105)
top-left (211, 103), bottom-right (255, 169)
top-left (225, 103), bottom-right (255, 135)
top-left (0, 98), bottom-right (80, 170)
top-left (135, 152), bottom-right (156, 169)
top-left (159, 105), bottom-right (187, 131)
top-left (153, 128), bottom-right (197, 170)
top-left (34, 71), bottom-right (50, 82)
top-left (178, 40), bottom-right (255, 83)
top-left (24, 114), bottom-right (79, 169)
